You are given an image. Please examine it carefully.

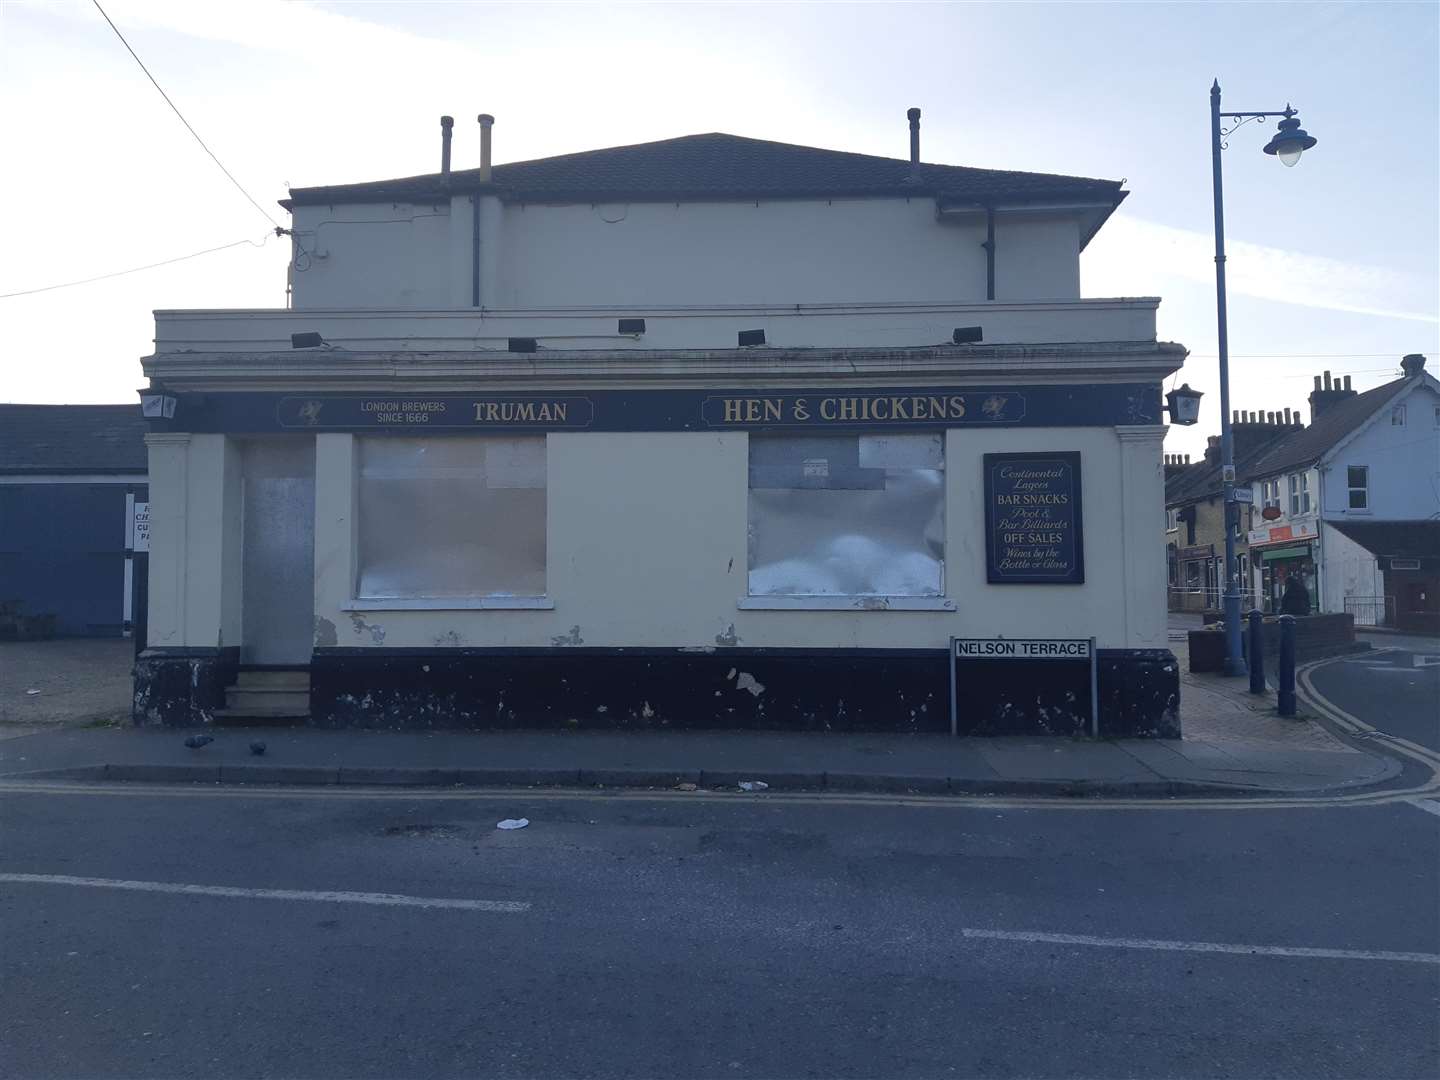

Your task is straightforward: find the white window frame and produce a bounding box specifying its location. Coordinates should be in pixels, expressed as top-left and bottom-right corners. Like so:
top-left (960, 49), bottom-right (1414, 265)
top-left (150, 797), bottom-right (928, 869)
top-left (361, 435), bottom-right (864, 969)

top-left (1347, 465), bottom-right (1369, 511)
top-left (1166, 507), bottom-right (1179, 532)
top-left (1391, 404), bottom-right (1406, 426)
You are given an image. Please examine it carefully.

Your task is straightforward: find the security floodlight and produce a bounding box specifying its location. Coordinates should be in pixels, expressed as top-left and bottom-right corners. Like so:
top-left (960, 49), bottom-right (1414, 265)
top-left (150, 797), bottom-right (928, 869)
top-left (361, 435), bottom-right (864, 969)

top-left (951, 326), bottom-right (984, 344)
top-left (291, 332), bottom-right (326, 349)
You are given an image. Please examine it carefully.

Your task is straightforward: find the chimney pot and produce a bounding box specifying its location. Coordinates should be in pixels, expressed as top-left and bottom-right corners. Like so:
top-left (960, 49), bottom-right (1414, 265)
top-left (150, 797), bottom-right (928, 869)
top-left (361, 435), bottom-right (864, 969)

top-left (1343, 375), bottom-right (1352, 390)
top-left (907, 107), bottom-right (921, 166)
top-left (1324, 371), bottom-right (1333, 390)
top-left (1314, 375), bottom-right (1322, 391)
top-left (478, 113), bottom-right (495, 182)
top-left (1269, 411), bottom-right (1277, 424)
top-left (1401, 353), bottom-right (1428, 376)
top-left (440, 115), bottom-right (454, 177)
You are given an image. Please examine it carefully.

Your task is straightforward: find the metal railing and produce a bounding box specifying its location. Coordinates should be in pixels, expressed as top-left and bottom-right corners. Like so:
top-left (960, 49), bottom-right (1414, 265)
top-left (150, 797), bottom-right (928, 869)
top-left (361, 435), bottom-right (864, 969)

top-left (1168, 586), bottom-right (1260, 613)
top-left (1343, 595), bottom-right (1394, 627)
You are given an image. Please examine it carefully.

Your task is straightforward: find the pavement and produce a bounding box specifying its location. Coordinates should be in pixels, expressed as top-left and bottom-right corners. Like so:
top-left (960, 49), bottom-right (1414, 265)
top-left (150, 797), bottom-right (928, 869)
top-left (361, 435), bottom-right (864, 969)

top-left (0, 633), bottom-right (1416, 800)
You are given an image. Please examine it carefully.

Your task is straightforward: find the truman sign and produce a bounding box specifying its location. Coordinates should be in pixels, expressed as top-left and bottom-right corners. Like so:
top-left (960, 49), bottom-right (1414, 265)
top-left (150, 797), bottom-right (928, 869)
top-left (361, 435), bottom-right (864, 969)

top-left (153, 383), bottom-right (1163, 434)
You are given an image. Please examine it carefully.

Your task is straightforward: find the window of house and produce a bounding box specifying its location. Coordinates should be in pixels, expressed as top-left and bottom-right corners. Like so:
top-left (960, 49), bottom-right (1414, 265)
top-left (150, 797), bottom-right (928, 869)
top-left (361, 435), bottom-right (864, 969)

top-left (1287, 472), bottom-right (1311, 516)
top-left (356, 436), bottom-right (546, 599)
top-left (1433, 405), bottom-right (1439, 428)
top-left (747, 433), bottom-right (943, 597)
top-left (1391, 404), bottom-right (1406, 426)
top-left (1347, 465), bottom-right (1369, 510)
top-left (1262, 479), bottom-right (1280, 510)
top-left (1165, 507), bottom-right (1179, 532)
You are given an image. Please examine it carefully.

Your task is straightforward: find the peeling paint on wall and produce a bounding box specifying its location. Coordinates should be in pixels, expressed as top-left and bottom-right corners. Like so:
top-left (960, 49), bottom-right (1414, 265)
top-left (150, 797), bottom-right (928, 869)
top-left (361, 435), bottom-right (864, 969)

top-left (314, 616), bottom-right (338, 648)
top-left (348, 613), bottom-right (386, 645)
top-left (716, 624), bottom-right (740, 647)
top-left (434, 630), bottom-right (465, 646)
top-left (550, 625), bottom-right (584, 647)
top-left (735, 672), bottom-right (766, 696)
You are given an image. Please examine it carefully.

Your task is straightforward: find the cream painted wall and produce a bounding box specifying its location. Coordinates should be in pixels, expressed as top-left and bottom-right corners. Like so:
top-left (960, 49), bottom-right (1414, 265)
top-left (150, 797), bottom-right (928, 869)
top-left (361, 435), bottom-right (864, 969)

top-left (290, 203), bottom-right (455, 309)
top-left (289, 197), bottom-right (1090, 310)
top-left (297, 426), bottom-right (1153, 654)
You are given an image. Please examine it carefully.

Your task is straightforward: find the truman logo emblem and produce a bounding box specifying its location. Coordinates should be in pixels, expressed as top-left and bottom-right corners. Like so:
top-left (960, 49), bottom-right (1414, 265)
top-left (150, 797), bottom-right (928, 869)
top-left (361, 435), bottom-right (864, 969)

top-left (297, 401), bottom-right (324, 425)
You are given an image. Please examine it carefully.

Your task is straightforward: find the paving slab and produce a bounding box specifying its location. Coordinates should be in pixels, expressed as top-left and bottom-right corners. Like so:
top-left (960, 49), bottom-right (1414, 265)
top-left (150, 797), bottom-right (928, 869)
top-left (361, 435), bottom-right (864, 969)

top-left (977, 739), bottom-right (1161, 783)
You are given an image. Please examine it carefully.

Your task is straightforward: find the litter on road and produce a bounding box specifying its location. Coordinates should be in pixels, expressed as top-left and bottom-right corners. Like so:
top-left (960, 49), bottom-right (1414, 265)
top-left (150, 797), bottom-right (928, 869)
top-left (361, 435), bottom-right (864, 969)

top-left (738, 780), bottom-right (769, 792)
top-left (496, 818), bottom-right (530, 830)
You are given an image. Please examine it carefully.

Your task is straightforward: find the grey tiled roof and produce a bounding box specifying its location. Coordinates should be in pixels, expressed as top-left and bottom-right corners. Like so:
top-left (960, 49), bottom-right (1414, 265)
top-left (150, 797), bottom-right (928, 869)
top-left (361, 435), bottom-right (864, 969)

top-left (0, 405), bottom-right (148, 474)
top-left (284, 132), bottom-right (1124, 211)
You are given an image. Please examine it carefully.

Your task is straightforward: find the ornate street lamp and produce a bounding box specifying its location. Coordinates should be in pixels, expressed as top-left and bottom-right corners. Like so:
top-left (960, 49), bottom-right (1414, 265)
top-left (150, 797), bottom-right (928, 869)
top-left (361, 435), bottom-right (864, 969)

top-left (1209, 80), bottom-right (1319, 676)
top-left (1164, 383), bottom-right (1204, 426)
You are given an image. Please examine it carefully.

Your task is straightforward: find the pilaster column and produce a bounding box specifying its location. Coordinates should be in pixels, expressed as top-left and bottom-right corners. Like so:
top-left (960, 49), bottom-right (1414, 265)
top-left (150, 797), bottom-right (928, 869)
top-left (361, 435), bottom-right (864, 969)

top-left (143, 433), bottom-right (190, 647)
top-left (1115, 425), bottom-right (1169, 649)
top-left (313, 434), bottom-right (356, 646)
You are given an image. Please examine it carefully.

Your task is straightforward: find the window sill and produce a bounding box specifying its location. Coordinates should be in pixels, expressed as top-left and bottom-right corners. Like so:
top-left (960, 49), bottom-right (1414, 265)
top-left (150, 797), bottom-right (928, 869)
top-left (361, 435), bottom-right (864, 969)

top-left (737, 596), bottom-right (956, 612)
top-left (1343, 509), bottom-right (1373, 516)
top-left (343, 597), bottom-right (554, 611)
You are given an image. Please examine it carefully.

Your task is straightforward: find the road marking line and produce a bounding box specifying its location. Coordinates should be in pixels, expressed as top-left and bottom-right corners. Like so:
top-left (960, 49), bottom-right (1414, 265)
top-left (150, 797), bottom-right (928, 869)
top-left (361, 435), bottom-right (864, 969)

top-left (1408, 799), bottom-right (1440, 819)
top-left (960, 927), bottom-right (1440, 965)
top-left (0, 873), bottom-right (529, 913)
top-left (1, 778), bottom-right (1438, 811)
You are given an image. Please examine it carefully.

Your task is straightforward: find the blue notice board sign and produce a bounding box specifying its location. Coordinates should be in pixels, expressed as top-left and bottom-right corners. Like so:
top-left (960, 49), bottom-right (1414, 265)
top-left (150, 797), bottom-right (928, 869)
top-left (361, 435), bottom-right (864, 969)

top-left (983, 451), bottom-right (1084, 585)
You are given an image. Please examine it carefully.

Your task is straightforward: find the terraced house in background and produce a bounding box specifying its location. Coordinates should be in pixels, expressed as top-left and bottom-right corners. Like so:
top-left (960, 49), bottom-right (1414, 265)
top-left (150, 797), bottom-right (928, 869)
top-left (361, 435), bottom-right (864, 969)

top-left (134, 110), bottom-right (1189, 736)
top-left (1166, 355), bottom-right (1440, 631)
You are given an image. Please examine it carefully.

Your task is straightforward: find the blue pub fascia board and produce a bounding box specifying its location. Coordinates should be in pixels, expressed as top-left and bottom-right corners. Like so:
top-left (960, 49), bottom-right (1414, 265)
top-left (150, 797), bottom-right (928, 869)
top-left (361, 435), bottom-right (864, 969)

top-left (156, 383), bottom-right (1161, 434)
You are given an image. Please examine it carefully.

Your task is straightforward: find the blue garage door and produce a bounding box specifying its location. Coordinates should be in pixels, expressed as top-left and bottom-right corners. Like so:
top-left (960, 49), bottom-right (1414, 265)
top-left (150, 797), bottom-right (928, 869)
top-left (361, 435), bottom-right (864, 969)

top-left (0, 483), bottom-right (146, 636)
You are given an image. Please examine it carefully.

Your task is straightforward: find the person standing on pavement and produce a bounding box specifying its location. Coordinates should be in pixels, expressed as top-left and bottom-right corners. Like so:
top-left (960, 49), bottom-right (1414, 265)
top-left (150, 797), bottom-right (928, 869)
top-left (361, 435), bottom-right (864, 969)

top-left (1281, 574), bottom-right (1311, 616)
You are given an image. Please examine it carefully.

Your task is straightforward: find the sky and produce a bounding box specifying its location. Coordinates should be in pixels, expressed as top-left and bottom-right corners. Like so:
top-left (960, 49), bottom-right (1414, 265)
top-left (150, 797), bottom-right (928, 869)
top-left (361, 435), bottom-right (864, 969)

top-left (1, 0), bottom-right (1436, 460)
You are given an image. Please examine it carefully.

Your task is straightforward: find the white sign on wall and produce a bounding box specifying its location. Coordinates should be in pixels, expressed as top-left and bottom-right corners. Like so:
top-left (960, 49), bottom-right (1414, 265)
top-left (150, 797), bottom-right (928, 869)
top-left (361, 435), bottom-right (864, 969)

top-left (131, 501), bottom-right (150, 552)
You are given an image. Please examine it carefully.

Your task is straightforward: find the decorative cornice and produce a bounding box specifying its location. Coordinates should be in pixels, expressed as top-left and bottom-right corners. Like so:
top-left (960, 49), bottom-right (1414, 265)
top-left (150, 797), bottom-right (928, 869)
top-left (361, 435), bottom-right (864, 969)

top-left (144, 342), bottom-right (1187, 393)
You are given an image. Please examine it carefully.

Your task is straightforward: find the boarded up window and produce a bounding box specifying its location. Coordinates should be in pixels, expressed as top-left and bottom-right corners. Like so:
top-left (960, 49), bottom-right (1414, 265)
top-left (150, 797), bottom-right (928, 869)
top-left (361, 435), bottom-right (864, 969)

top-left (357, 437), bottom-right (545, 598)
top-left (747, 433), bottom-right (944, 597)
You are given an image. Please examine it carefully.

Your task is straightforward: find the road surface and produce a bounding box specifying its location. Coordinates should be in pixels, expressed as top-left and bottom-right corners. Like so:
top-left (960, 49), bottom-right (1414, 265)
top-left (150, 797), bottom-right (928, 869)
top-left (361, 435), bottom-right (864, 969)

top-left (2, 776), bottom-right (1436, 1079)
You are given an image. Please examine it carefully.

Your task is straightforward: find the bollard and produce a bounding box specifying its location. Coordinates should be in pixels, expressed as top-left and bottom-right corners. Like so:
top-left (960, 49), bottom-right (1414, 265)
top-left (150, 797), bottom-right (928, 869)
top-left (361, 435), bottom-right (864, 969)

top-left (1277, 614), bottom-right (1296, 717)
top-left (1247, 610), bottom-right (1266, 694)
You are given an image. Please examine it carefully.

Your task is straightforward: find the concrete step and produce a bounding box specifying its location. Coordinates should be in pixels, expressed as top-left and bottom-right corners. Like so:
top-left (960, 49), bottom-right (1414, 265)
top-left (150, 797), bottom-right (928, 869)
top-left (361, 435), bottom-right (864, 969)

top-left (226, 687), bottom-right (310, 713)
top-left (234, 670), bottom-right (310, 689)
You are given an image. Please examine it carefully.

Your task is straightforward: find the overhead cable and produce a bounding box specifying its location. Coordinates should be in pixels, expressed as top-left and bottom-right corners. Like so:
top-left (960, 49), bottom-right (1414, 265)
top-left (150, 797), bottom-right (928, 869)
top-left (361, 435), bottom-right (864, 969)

top-left (90, 0), bottom-right (281, 229)
top-left (0, 233), bottom-right (273, 300)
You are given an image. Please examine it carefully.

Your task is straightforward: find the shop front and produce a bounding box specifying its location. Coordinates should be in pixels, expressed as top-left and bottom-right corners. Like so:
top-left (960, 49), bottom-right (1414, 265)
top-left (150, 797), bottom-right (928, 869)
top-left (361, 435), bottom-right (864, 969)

top-left (1250, 517), bottom-right (1319, 614)
top-left (134, 342), bottom-right (1182, 738)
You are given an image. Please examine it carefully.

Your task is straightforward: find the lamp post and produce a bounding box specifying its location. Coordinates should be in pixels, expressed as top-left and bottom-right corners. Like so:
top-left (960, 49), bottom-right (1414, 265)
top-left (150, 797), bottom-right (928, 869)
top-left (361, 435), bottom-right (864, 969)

top-left (1209, 79), bottom-right (1317, 676)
